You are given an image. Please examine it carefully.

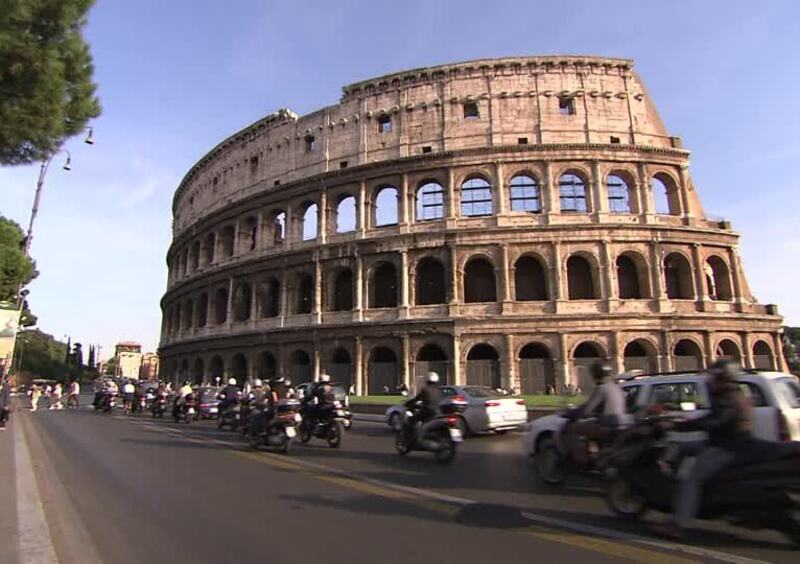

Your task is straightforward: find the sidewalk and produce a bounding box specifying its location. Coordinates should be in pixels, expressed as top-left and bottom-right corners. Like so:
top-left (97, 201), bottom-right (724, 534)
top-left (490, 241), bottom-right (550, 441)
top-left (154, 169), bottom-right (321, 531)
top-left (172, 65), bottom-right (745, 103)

top-left (0, 407), bottom-right (18, 564)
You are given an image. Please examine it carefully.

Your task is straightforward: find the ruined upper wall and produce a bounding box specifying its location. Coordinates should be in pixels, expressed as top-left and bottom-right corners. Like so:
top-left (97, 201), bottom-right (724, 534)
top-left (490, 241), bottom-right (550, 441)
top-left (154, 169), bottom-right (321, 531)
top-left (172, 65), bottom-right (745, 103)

top-left (172, 55), bottom-right (676, 233)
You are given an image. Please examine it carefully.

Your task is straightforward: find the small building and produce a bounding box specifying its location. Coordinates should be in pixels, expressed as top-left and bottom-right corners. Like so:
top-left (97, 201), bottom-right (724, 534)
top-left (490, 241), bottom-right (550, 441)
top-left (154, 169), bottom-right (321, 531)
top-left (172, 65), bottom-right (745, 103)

top-left (115, 342), bottom-right (142, 379)
top-left (139, 352), bottom-right (159, 380)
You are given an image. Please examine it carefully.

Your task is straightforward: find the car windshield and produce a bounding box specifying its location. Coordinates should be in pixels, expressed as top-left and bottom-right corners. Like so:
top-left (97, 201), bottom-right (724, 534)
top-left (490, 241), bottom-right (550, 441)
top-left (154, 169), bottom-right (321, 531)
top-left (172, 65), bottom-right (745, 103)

top-left (460, 386), bottom-right (503, 399)
top-left (199, 389), bottom-right (219, 401)
top-left (775, 378), bottom-right (800, 409)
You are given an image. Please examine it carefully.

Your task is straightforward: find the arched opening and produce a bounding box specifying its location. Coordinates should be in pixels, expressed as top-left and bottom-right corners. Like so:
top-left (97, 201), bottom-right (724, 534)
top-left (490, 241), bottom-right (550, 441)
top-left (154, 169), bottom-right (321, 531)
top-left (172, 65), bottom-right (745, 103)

top-left (664, 253), bottom-right (694, 300)
top-left (514, 255), bottom-right (547, 301)
top-left (257, 351), bottom-right (277, 380)
top-left (173, 305), bottom-right (182, 334)
top-left (203, 233), bottom-right (215, 265)
top-left (415, 343), bottom-right (449, 388)
top-left (370, 262), bottom-right (398, 308)
top-left (231, 354), bottom-right (248, 383)
top-left (559, 172), bottom-right (588, 213)
top-left (519, 343), bottom-right (555, 394)
top-left (183, 299), bottom-right (193, 329)
top-left (192, 358), bottom-right (204, 385)
top-left (652, 173), bottom-right (681, 215)
top-left (179, 359), bottom-right (189, 381)
top-left (332, 269), bottom-right (354, 311)
top-left (190, 241), bottom-right (200, 271)
top-left (220, 225), bottom-right (235, 258)
top-left (705, 256), bottom-right (733, 301)
top-left (415, 257), bottom-right (446, 305)
top-left (617, 253), bottom-right (646, 299)
top-left (464, 257), bottom-right (497, 303)
top-left (623, 340), bottom-right (658, 373)
top-left (329, 348), bottom-right (353, 388)
top-left (209, 355), bottom-right (225, 384)
top-left (374, 186), bottom-right (398, 227)
top-left (259, 278), bottom-right (280, 318)
top-left (369, 347), bottom-right (398, 394)
top-left (240, 216), bottom-right (258, 252)
top-left (289, 350), bottom-right (312, 385)
top-left (573, 342), bottom-right (606, 392)
top-left (416, 181), bottom-right (444, 221)
top-left (302, 203), bottom-right (318, 241)
top-left (336, 195), bottom-right (356, 233)
top-left (233, 282), bottom-right (252, 322)
top-left (509, 175), bottom-right (541, 213)
top-left (461, 177), bottom-right (493, 217)
top-left (466, 344), bottom-right (500, 388)
top-left (716, 339), bottom-right (742, 363)
top-left (607, 174), bottom-right (632, 213)
top-left (567, 255), bottom-right (597, 299)
top-left (213, 288), bottom-right (228, 325)
top-left (295, 273), bottom-right (314, 314)
top-left (197, 293), bottom-right (208, 327)
top-left (269, 210), bottom-right (286, 245)
top-left (752, 340), bottom-right (774, 370)
top-left (674, 339), bottom-right (704, 372)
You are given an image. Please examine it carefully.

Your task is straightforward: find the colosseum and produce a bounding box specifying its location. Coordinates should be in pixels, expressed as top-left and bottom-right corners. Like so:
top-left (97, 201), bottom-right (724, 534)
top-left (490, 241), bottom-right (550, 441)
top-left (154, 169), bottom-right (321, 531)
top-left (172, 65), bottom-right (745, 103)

top-left (159, 55), bottom-right (784, 394)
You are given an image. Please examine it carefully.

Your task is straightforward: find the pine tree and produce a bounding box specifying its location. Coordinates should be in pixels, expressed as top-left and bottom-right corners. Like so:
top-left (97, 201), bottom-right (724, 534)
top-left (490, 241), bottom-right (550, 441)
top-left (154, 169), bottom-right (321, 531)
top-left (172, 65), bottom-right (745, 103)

top-left (87, 344), bottom-right (95, 369)
top-left (64, 336), bottom-right (71, 365)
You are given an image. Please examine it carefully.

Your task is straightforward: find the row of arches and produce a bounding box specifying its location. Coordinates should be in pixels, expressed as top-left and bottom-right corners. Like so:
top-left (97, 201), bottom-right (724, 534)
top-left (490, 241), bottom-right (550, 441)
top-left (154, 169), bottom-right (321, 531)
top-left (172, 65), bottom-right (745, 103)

top-left (169, 167), bottom-right (687, 284)
top-left (166, 336), bottom-right (777, 396)
top-left (164, 248), bottom-right (737, 333)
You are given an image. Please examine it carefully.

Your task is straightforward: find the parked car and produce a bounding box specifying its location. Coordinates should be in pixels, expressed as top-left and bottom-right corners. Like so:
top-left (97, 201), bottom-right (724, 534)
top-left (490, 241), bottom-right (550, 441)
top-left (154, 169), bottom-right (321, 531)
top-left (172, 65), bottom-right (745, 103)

top-left (386, 385), bottom-right (528, 436)
top-left (522, 370), bottom-right (800, 458)
top-left (197, 386), bottom-right (221, 419)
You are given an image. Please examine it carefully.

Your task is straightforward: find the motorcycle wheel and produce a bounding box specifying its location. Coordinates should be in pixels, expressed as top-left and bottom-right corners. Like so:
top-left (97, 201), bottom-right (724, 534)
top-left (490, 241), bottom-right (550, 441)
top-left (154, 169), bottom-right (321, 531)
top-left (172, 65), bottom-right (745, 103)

top-left (342, 418), bottom-right (352, 431)
top-left (435, 434), bottom-right (457, 464)
top-left (327, 422), bottom-right (342, 448)
top-left (535, 437), bottom-right (566, 485)
top-left (777, 507), bottom-right (800, 546)
top-left (299, 423), bottom-right (311, 444)
top-left (185, 414), bottom-right (192, 424)
top-left (605, 477), bottom-right (647, 520)
top-left (389, 413), bottom-right (403, 432)
top-left (217, 417), bottom-right (225, 430)
top-left (395, 431), bottom-right (410, 456)
top-left (248, 431), bottom-right (262, 450)
top-left (277, 433), bottom-right (290, 455)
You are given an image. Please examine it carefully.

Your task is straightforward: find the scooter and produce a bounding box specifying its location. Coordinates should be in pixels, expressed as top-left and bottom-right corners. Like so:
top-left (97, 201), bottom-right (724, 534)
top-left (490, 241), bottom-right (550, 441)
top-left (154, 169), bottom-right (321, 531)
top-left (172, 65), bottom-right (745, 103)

top-left (217, 401), bottom-right (242, 431)
top-left (151, 392), bottom-right (168, 418)
top-left (173, 393), bottom-right (197, 424)
top-left (247, 398), bottom-right (301, 454)
top-left (395, 396), bottom-right (468, 464)
top-left (298, 400), bottom-right (347, 448)
top-left (603, 416), bottom-right (800, 545)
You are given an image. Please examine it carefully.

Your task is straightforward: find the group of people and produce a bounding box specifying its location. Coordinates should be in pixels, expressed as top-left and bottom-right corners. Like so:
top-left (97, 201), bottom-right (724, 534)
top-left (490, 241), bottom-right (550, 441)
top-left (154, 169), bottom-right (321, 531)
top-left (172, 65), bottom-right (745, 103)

top-left (28, 380), bottom-right (80, 411)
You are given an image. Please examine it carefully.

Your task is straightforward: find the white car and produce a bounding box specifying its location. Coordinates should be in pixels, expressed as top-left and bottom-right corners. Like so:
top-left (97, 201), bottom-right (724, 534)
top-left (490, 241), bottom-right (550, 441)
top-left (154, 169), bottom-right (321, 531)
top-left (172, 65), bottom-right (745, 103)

top-left (523, 371), bottom-right (800, 458)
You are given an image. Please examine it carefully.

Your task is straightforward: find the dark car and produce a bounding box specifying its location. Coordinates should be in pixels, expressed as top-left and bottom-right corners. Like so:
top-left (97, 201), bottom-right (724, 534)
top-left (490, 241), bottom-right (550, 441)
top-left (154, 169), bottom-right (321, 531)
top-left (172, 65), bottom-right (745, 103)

top-left (197, 386), bottom-right (221, 419)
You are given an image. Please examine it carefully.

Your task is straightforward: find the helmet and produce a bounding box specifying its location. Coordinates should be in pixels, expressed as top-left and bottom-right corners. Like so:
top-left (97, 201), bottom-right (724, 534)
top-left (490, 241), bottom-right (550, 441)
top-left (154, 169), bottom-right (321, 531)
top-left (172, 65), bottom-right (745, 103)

top-left (708, 359), bottom-right (739, 383)
top-left (590, 362), bottom-right (613, 383)
top-left (183, 380), bottom-right (190, 386)
top-left (253, 379), bottom-right (263, 387)
top-left (319, 373), bottom-right (331, 383)
top-left (426, 371), bottom-right (440, 384)
top-left (228, 378), bottom-right (236, 386)
top-left (275, 376), bottom-right (285, 384)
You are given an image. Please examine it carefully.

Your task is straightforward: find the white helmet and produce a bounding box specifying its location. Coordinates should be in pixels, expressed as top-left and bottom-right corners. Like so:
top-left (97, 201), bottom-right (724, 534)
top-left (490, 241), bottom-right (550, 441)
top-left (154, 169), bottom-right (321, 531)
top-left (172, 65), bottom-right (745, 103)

top-left (228, 378), bottom-right (236, 386)
top-left (319, 373), bottom-right (331, 383)
top-left (253, 379), bottom-right (263, 387)
top-left (426, 371), bottom-right (440, 384)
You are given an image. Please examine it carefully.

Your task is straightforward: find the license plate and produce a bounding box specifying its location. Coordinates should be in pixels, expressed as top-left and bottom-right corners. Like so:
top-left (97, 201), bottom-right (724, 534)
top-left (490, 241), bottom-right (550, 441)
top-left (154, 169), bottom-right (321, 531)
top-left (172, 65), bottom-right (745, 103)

top-left (187, 408), bottom-right (195, 415)
top-left (449, 428), bottom-right (463, 442)
top-left (285, 427), bottom-right (297, 438)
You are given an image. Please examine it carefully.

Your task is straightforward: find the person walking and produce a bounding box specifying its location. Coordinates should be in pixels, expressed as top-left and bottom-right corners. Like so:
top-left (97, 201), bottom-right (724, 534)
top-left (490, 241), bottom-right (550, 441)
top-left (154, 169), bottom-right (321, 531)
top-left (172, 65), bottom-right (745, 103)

top-left (50, 382), bottom-right (64, 410)
top-left (30, 384), bottom-right (42, 412)
top-left (0, 377), bottom-right (11, 430)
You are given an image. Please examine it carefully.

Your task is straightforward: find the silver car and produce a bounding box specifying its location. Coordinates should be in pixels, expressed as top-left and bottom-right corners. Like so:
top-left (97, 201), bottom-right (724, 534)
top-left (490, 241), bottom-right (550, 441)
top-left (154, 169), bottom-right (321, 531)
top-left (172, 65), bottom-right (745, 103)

top-left (385, 385), bottom-right (528, 436)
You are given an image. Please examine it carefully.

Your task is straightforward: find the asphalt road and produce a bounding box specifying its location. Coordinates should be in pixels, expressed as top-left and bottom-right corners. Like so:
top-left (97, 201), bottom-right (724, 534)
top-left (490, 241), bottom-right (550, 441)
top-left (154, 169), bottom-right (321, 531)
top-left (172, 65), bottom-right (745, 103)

top-left (10, 398), bottom-right (800, 564)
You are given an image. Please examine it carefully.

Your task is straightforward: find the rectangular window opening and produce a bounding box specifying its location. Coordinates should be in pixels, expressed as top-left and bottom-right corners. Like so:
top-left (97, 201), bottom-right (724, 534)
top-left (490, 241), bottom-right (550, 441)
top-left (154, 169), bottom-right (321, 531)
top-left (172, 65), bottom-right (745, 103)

top-left (421, 145), bottom-right (432, 154)
top-left (305, 135), bottom-right (315, 152)
top-left (339, 161), bottom-right (348, 169)
top-left (274, 180), bottom-right (280, 187)
top-left (377, 114), bottom-right (392, 133)
top-left (463, 102), bottom-right (479, 119)
top-left (517, 137), bottom-right (529, 145)
top-left (249, 156), bottom-right (259, 176)
top-left (610, 136), bottom-right (621, 144)
top-left (558, 96), bottom-right (575, 116)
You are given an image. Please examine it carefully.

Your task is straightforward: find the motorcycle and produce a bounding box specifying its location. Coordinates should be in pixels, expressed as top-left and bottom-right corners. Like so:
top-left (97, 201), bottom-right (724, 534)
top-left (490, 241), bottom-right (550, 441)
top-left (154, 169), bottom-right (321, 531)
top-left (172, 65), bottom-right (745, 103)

top-left (217, 400), bottom-right (242, 431)
top-left (395, 396), bottom-right (468, 464)
top-left (99, 392), bottom-right (117, 413)
top-left (603, 415), bottom-right (800, 545)
top-left (247, 398), bottom-right (301, 454)
top-left (173, 393), bottom-right (197, 424)
top-left (151, 392), bottom-right (168, 418)
top-left (298, 400), bottom-right (347, 448)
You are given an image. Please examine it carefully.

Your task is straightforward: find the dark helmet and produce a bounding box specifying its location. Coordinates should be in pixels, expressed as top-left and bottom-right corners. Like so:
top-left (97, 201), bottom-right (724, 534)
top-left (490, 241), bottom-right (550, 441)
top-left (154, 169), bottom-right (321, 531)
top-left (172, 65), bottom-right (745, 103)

top-left (708, 359), bottom-right (739, 383)
top-left (590, 362), bottom-right (613, 383)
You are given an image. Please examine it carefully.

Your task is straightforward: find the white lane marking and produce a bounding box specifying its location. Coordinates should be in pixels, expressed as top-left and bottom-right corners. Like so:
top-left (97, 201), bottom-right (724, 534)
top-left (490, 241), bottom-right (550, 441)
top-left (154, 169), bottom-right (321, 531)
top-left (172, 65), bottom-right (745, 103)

top-left (14, 416), bottom-right (59, 564)
top-left (116, 417), bottom-right (768, 564)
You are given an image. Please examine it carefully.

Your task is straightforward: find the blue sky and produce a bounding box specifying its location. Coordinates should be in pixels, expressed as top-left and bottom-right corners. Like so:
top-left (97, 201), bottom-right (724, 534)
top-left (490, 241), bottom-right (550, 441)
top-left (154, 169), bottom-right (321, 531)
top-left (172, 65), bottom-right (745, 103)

top-left (1, 0), bottom-right (798, 359)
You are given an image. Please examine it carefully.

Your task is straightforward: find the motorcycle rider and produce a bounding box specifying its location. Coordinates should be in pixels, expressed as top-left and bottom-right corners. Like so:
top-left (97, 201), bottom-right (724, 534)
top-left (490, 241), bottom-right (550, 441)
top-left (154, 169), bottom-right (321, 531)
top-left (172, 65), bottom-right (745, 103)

top-left (122, 379), bottom-right (136, 411)
top-left (654, 359), bottom-right (753, 539)
top-left (303, 373), bottom-right (336, 424)
top-left (172, 380), bottom-right (194, 417)
top-left (562, 362), bottom-right (625, 466)
top-left (246, 379), bottom-right (269, 434)
top-left (217, 378), bottom-right (241, 416)
top-left (405, 371), bottom-right (443, 427)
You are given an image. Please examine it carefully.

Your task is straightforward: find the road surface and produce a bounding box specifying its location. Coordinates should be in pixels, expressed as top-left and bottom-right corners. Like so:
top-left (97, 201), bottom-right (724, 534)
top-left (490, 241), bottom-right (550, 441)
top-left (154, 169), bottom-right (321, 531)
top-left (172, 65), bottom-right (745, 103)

top-left (2, 398), bottom-right (797, 563)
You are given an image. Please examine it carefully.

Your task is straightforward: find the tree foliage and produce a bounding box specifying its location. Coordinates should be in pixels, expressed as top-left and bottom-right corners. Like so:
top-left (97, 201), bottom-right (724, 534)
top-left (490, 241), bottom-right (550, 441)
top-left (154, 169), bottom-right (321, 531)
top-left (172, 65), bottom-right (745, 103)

top-left (0, 217), bottom-right (37, 326)
top-left (0, 0), bottom-right (101, 165)
top-left (12, 328), bottom-right (67, 381)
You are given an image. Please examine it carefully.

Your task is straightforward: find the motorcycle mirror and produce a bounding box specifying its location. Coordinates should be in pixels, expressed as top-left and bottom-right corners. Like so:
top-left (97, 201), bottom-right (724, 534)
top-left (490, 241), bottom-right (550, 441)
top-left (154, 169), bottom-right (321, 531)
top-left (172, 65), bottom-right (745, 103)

top-left (679, 401), bottom-right (696, 412)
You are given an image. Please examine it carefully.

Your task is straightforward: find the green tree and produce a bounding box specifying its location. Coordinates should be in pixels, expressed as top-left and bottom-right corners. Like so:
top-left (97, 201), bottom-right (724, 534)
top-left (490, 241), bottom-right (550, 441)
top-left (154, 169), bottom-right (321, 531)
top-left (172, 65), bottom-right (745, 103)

top-left (0, 216), bottom-right (37, 326)
top-left (12, 329), bottom-right (68, 381)
top-left (0, 0), bottom-right (101, 165)
top-left (103, 356), bottom-right (116, 376)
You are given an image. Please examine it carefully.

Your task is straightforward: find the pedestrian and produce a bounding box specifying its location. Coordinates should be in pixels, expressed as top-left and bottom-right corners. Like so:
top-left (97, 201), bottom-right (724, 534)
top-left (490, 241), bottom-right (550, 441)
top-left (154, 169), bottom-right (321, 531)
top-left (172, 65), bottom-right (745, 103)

top-left (50, 382), bottom-right (64, 410)
top-left (30, 384), bottom-right (42, 412)
top-left (68, 380), bottom-right (80, 408)
top-left (0, 376), bottom-right (11, 430)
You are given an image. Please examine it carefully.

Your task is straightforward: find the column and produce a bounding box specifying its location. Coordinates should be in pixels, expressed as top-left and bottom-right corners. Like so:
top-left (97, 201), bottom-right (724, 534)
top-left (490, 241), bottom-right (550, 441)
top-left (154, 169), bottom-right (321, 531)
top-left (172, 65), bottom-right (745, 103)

top-left (226, 277), bottom-right (234, 325)
top-left (446, 168), bottom-right (456, 220)
top-left (232, 219), bottom-right (241, 256)
top-left (677, 164), bottom-right (693, 223)
top-left (504, 333), bottom-right (517, 392)
top-left (400, 250), bottom-right (409, 316)
top-left (703, 332), bottom-right (715, 366)
top-left (255, 211), bottom-right (264, 250)
top-left (690, 243), bottom-right (708, 306)
top-left (611, 331), bottom-right (624, 374)
top-left (449, 243), bottom-right (459, 305)
top-left (318, 189), bottom-right (327, 244)
top-left (727, 246), bottom-right (745, 309)
top-left (500, 244), bottom-right (511, 304)
top-left (559, 333), bottom-right (571, 390)
top-left (354, 253), bottom-right (364, 321)
top-left (354, 337), bottom-right (364, 395)
top-left (279, 272), bottom-right (288, 327)
top-left (357, 180), bottom-right (367, 237)
top-left (451, 333), bottom-right (462, 386)
top-left (661, 331), bottom-right (674, 372)
top-left (552, 242), bottom-right (565, 309)
top-left (650, 239), bottom-right (667, 311)
top-left (741, 332), bottom-right (754, 369)
top-left (602, 240), bottom-right (616, 309)
top-left (313, 348), bottom-right (321, 381)
top-left (773, 332), bottom-right (787, 372)
top-left (249, 280), bottom-right (258, 323)
top-left (313, 255), bottom-right (322, 323)
top-left (592, 160), bottom-right (608, 219)
top-left (399, 173), bottom-right (410, 228)
top-left (402, 334), bottom-right (411, 390)
top-left (495, 161), bottom-right (506, 215)
top-left (285, 203), bottom-right (294, 245)
top-left (544, 161), bottom-right (558, 222)
top-left (637, 162), bottom-right (653, 221)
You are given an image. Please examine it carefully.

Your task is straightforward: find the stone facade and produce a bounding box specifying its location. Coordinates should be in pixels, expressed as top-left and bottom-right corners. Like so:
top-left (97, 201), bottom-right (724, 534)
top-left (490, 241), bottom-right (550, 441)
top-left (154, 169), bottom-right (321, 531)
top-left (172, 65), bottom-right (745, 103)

top-left (115, 342), bottom-right (143, 380)
top-left (158, 55), bottom-right (783, 393)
